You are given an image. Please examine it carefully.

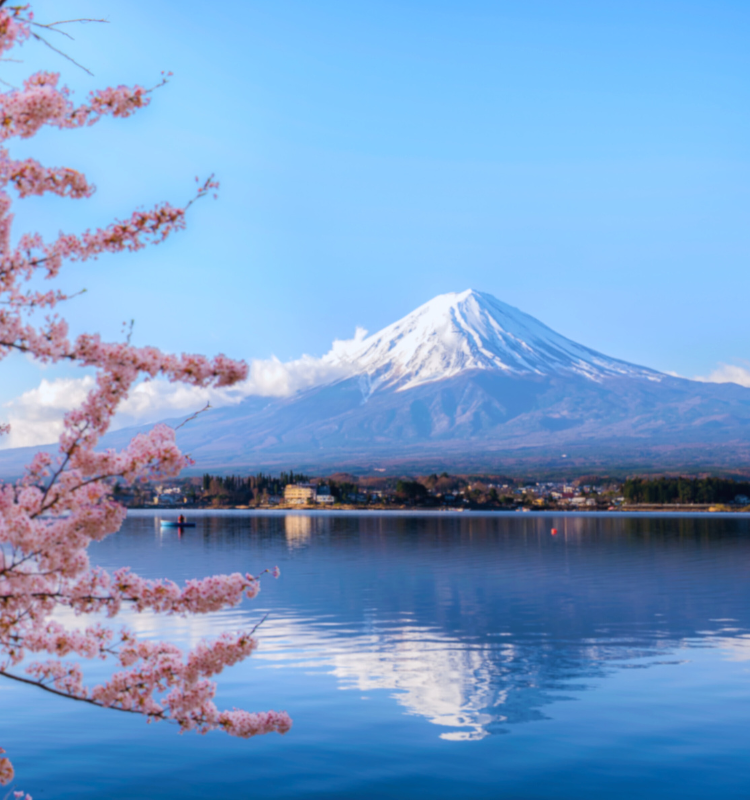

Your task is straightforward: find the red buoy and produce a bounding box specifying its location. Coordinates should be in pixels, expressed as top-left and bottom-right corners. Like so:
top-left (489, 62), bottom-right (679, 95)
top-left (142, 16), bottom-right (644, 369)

top-left (551, 528), bottom-right (558, 535)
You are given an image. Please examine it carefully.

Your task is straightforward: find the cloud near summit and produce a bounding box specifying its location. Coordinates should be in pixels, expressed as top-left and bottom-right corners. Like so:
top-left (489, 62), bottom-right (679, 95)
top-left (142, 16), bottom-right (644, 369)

top-left (0, 330), bottom-right (367, 449)
top-left (3, 319), bottom-right (749, 451)
top-left (694, 362), bottom-right (750, 389)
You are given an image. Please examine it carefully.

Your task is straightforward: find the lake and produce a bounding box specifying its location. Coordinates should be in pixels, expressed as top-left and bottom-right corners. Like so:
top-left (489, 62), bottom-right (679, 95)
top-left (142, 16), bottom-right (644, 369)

top-left (4, 511), bottom-right (750, 799)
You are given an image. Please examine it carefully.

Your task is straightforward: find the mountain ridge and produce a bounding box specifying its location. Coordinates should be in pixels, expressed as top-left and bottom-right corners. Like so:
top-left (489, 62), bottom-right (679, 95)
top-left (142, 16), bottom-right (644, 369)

top-left (322, 289), bottom-right (659, 394)
top-left (0, 289), bottom-right (748, 476)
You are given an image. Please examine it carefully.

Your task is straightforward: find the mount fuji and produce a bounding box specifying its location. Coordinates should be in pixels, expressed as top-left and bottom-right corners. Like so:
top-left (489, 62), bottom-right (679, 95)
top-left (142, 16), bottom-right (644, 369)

top-left (319, 289), bottom-right (659, 391)
top-left (5, 289), bottom-right (750, 475)
top-left (109, 289), bottom-right (750, 473)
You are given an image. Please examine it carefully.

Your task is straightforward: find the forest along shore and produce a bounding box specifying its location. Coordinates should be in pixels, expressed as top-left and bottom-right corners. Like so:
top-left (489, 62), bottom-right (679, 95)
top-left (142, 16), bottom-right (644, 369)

top-left (118, 473), bottom-right (750, 513)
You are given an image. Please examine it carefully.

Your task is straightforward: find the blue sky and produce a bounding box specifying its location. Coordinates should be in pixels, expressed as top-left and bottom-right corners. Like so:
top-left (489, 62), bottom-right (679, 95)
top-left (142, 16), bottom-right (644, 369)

top-left (1, 0), bottom-right (749, 438)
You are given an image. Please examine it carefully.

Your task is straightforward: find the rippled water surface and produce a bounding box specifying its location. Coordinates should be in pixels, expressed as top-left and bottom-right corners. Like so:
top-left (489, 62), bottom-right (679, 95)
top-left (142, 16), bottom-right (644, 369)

top-left (5, 511), bottom-right (750, 799)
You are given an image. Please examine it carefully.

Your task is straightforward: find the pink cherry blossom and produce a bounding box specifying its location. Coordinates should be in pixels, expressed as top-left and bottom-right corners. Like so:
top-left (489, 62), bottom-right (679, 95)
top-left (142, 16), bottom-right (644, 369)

top-left (0, 751), bottom-right (14, 785)
top-left (0, 6), bottom-right (290, 795)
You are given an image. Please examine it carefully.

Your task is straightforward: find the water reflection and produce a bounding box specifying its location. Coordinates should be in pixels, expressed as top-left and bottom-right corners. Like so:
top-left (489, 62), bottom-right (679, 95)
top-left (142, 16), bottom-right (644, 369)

top-left (284, 514), bottom-right (312, 549)
top-left (90, 511), bottom-right (750, 742)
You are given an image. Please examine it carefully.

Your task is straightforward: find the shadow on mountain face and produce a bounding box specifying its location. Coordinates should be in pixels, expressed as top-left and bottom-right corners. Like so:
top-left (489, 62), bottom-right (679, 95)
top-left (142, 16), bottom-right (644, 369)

top-left (2, 369), bottom-right (750, 478)
top-left (4, 289), bottom-right (750, 476)
top-left (78, 370), bottom-right (750, 473)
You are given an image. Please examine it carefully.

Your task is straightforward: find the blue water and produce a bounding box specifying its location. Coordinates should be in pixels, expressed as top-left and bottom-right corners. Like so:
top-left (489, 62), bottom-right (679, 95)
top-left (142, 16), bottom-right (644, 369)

top-left (4, 511), bottom-right (750, 798)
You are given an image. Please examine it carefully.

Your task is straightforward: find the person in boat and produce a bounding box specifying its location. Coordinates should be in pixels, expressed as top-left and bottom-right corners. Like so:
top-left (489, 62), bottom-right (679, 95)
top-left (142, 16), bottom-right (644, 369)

top-left (178, 514), bottom-right (186, 525)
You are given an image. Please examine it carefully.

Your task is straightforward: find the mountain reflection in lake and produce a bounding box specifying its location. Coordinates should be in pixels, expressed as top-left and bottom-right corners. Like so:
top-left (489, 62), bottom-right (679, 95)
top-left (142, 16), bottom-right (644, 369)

top-left (5, 511), bottom-right (750, 799)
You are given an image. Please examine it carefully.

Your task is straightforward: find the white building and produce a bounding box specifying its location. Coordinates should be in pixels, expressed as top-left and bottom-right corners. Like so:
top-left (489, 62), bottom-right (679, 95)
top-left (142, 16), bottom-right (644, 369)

top-left (316, 485), bottom-right (335, 504)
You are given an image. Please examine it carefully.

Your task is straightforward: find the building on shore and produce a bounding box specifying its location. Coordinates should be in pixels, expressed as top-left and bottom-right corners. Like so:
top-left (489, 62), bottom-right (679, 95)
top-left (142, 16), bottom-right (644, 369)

top-left (154, 493), bottom-right (180, 506)
top-left (284, 483), bottom-right (336, 504)
top-left (284, 483), bottom-right (317, 504)
top-left (316, 485), bottom-right (334, 504)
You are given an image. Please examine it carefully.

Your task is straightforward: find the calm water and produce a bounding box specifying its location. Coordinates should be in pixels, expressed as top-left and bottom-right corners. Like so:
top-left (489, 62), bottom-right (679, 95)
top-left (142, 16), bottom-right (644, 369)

top-left (4, 511), bottom-right (750, 799)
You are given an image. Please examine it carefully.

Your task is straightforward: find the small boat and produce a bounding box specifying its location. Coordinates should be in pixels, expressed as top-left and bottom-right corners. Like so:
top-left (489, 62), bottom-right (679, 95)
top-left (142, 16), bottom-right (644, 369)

top-left (160, 520), bottom-right (196, 528)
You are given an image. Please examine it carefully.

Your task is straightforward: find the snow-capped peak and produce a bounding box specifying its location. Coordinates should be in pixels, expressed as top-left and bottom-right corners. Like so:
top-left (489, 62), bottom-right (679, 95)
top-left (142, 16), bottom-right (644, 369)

top-left (324, 289), bottom-right (659, 392)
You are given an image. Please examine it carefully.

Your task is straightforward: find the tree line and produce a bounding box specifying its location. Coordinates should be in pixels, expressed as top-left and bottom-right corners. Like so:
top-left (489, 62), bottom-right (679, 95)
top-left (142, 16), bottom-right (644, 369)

top-left (622, 477), bottom-right (750, 505)
top-left (201, 471), bottom-right (311, 505)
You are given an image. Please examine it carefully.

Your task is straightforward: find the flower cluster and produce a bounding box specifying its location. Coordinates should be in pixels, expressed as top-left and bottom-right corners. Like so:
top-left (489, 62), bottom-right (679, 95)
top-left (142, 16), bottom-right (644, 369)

top-left (0, 6), bottom-right (290, 795)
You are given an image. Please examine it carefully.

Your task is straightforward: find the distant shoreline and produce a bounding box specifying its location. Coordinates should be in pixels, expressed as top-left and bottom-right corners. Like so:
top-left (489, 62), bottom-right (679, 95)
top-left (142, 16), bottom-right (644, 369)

top-left (133, 503), bottom-right (748, 514)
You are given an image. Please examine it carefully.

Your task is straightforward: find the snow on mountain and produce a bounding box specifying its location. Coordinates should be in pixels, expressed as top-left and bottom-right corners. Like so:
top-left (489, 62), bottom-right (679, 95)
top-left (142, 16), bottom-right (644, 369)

top-left (323, 289), bottom-right (659, 393)
top-left (3, 289), bottom-right (750, 477)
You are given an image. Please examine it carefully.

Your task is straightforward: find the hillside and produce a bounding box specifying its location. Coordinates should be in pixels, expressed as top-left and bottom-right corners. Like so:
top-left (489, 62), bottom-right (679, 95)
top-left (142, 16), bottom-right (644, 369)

top-left (2, 290), bottom-right (750, 476)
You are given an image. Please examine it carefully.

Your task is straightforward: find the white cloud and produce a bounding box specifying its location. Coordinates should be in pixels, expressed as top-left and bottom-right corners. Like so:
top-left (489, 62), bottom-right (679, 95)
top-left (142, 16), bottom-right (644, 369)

top-left (0, 331), bottom-right (366, 449)
top-left (243, 351), bottom-right (354, 397)
top-left (1, 375), bottom-right (96, 449)
top-left (694, 362), bottom-right (750, 388)
top-left (326, 325), bottom-right (369, 362)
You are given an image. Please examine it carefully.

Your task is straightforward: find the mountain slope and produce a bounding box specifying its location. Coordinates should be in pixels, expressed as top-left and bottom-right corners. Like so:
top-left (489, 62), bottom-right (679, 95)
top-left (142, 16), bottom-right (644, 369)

top-left (2, 289), bottom-right (749, 475)
top-left (323, 290), bottom-right (658, 393)
top-left (112, 370), bottom-right (748, 471)
top-left (94, 290), bottom-right (750, 471)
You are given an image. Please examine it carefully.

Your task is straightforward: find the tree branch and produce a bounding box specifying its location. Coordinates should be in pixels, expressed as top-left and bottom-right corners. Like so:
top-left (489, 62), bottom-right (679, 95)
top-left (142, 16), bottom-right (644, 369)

top-left (29, 31), bottom-right (93, 76)
top-left (0, 668), bottom-right (167, 719)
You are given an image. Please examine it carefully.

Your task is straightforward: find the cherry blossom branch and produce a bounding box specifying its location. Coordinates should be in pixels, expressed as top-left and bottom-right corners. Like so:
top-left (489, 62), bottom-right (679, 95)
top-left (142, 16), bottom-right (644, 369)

top-left (0, 668), bottom-right (146, 715)
top-left (0, 665), bottom-right (291, 739)
top-left (0, 6), bottom-right (291, 795)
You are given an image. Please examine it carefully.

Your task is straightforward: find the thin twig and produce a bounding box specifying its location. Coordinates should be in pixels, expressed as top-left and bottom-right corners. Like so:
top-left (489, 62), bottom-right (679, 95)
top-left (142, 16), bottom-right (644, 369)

top-left (38, 18), bottom-right (108, 28)
top-left (30, 31), bottom-right (94, 76)
top-left (30, 22), bottom-right (75, 40)
top-left (248, 612), bottom-right (270, 636)
top-left (174, 403), bottom-right (212, 431)
top-left (30, 19), bottom-right (108, 41)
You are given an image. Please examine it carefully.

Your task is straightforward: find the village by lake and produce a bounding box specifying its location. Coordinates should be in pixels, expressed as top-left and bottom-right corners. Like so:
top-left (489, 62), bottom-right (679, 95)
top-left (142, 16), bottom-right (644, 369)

top-left (133, 472), bottom-right (750, 514)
